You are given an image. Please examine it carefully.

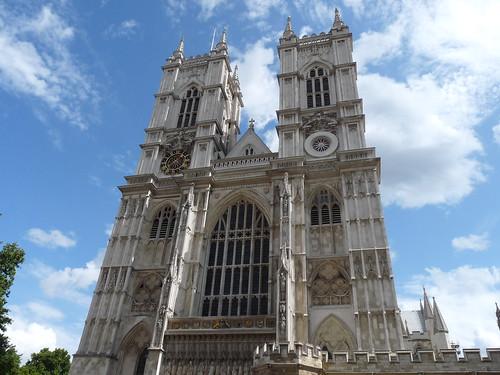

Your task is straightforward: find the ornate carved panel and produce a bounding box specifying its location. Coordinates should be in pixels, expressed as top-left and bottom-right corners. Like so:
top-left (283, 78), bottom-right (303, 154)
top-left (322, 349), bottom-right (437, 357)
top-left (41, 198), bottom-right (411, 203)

top-left (310, 262), bottom-right (351, 305)
top-left (131, 273), bottom-right (163, 313)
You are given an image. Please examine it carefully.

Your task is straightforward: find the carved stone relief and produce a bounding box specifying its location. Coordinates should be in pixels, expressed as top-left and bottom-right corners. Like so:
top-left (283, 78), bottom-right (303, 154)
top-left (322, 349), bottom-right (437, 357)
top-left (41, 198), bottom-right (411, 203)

top-left (131, 273), bottom-right (163, 313)
top-left (311, 262), bottom-right (351, 305)
top-left (302, 111), bottom-right (337, 137)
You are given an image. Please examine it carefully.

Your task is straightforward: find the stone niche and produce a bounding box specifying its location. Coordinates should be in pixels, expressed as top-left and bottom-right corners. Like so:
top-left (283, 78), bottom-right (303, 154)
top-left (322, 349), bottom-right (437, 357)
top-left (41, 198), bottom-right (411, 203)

top-left (314, 314), bottom-right (356, 353)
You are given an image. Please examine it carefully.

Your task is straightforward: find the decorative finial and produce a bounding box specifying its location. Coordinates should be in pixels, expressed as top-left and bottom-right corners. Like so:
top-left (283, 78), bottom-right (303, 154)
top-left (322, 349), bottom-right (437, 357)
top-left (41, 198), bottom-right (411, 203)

top-left (248, 118), bottom-right (255, 129)
top-left (282, 16), bottom-right (295, 39)
top-left (220, 27), bottom-right (227, 44)
top-left (215, 28), bottom-right (228, 53)
top-left (233, 64), bottom-right (239, 79)
top-left (332, 7), bottom-right (345, 30)
top-left (177, 36), bottom-right (184, 53)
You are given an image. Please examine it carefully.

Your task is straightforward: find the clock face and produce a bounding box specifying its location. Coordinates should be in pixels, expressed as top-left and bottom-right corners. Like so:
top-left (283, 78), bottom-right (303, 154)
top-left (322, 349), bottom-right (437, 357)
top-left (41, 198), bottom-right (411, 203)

top-left (160, 150), bottom-right (190, 174)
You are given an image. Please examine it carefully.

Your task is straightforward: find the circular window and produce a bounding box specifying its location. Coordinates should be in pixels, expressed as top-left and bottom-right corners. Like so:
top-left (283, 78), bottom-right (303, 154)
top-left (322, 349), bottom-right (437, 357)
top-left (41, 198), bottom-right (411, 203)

top-left (312, 136), bottom-right (330, 152)
top-left (304, 131), bottom-right (338, 157)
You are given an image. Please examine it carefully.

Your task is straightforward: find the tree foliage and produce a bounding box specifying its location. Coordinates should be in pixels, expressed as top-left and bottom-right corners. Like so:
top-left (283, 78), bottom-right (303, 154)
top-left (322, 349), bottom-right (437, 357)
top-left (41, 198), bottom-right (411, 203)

top-left (0, 242), bottom-right (25, 374)
top-left (0, 242), bottom-right (25, 333)
top-left (20, 348), bottom-right (71, 375)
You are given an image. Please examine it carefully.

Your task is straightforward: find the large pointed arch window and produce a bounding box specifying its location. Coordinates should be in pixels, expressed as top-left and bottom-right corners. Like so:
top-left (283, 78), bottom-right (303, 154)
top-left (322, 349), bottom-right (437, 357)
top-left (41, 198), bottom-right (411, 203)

top-left (149, 205), bottom-right (177, 239)
top-left (306, 66), bottom-right (330, 108)
top-left (310, 190), bottom-right (341, 226)
top-left (177, 86), bottom-right (200, 128)
top-left (202, 200), bottom-right (270, 317)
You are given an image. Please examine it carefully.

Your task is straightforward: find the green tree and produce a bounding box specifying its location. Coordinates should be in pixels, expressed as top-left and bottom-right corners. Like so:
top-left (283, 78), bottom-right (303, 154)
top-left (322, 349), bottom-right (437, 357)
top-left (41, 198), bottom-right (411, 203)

top-left (20, 348), bottom-right (70, 375)
top-left (0, 242), bottom-right (25, 374)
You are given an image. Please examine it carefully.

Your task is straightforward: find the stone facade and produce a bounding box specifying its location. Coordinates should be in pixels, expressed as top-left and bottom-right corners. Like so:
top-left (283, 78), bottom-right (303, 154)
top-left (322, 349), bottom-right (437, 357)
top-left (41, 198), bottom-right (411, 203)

top-left (70, 9), bottom-right (500, 375)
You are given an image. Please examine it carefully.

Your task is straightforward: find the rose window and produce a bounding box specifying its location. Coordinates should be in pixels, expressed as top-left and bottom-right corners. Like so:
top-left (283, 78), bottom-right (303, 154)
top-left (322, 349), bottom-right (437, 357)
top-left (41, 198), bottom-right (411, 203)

top-left (312, 136), bottom-right (330, 152)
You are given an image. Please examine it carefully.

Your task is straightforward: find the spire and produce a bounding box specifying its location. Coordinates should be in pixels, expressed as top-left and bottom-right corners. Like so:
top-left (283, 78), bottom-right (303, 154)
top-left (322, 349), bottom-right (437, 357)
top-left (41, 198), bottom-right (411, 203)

top-left (496, 302), bottom-right (500, 330)
top-left (282, 16), bottom-right (295, 40)
top-left (215, 27), bottom-right (228, 53)
top-left (433, 297), bottom-right (448, 332)
top-left (220, 27), bottom-right (227, 44)
top-left (331, 7), bottom-right (346, 31)
top-left (170, 36), bottom-right (184, 61)
top-left (423, 287), bottom-right (434, 319)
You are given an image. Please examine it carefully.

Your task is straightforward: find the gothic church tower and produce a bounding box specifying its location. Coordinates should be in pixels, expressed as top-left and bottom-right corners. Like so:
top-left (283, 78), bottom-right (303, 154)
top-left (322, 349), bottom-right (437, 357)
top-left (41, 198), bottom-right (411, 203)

top-left (70, 11), bottom-right (449, 375)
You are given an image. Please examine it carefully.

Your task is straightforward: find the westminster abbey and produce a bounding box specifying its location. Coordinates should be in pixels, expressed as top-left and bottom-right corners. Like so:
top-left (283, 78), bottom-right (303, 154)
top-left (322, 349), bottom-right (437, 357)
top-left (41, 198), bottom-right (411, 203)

top-left (70, 9), bottom-right (500, 375)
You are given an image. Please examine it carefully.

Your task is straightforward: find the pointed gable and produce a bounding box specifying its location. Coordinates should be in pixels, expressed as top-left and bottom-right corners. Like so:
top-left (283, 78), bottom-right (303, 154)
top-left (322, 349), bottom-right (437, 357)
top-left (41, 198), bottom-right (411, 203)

top-left (226, 122), bottom-right (271, 158)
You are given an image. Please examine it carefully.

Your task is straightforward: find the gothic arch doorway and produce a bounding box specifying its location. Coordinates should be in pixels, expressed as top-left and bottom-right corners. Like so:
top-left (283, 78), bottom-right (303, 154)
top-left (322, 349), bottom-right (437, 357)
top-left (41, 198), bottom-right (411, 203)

top-left (116, 323), bottom-right (151, 375)
top-left (314, 314), bottom-right (356, 353)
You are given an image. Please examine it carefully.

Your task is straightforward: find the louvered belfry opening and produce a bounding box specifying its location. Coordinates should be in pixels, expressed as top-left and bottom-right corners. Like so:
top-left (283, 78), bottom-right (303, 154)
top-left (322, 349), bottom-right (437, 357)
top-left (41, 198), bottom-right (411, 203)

top-left (306, 66), bottom-right (331, 108)
top-left (149, 205), bottom-right (177, 239)
top-left (202, 200), bottom-right (270, 317)
top-left (310, 190), bottom-right (342, 225)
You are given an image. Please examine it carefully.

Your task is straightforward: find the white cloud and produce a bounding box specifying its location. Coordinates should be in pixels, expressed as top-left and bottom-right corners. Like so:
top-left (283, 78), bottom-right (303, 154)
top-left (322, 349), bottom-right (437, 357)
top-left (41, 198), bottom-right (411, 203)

top-left (7, 313), bottom-right (57, 362)
top-left (342, 0), bottom-right (365, 17)
top-left (0, 4), bottom-right (98, 130)
top-left (353, 0), bottom-right (500, 208)
top-left (104, 19), bottom-right (139, 39)
top-left (263, 128), bottom-right (279, 152)
top-left (493, 124), bottom-right (500, 145)
top-left (452, 233), bottom-right (490, 252)
top-left (27, 301), bottom-right (64, 321)
top-left (361, 73), bottom-right (486, 208)
top-left (244, 0), bottom-right (286, 20)
top-left (27, 228), bottom-right (76, 249)
top-left (6, 304), bottom-right (79, 362)
top-left (293, 0), bottom-right (335, 29)
top-left (298, 25), bottom-right (313, 38)
top-left (233, 38), bottom-right (279, 129)
top-left (32, 250), bottom-right (104, 305)
top-left (402, 266), bottom-right (500, 349)
top-left (198, 0), bottom-right (226, 19)
top-left (164, 0), bottom-right (226, 20)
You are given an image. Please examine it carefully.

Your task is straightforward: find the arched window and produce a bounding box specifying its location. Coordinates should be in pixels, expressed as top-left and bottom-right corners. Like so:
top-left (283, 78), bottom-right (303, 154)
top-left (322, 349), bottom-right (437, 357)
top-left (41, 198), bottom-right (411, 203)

top-left (306, 66), bottom-right (331, 108)
top-left (135, 348), bottom-right (148, 375)
top-left (177, 86), bottom-right (200, 128)
top-left (310, 190), bottom-right (341, 225)
top-left (244, 145), bottom-right (255, 156)
top-left (149, 206), bottom-right (177, 239)
top-left (202, 200), bottom-right (270, 317)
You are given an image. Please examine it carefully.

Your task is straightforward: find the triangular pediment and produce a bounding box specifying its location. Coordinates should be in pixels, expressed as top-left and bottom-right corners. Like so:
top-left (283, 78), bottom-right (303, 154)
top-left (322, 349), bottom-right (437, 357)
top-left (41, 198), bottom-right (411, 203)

top-left (226, 127), bottom-right (271, 158)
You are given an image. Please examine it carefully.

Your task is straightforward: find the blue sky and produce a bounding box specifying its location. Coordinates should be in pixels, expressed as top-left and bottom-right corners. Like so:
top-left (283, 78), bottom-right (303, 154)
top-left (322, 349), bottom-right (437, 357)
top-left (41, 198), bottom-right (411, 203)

top-left (1, 0), bottom-right (500, 360)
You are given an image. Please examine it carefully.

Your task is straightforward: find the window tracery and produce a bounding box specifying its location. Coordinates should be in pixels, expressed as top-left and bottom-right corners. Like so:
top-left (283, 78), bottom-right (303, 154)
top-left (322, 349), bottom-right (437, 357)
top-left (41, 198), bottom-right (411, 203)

top-left (311, 262), bottom-right (351, 305)
top-left (149, 205), bottom-right (177, 239)
top-left (310, 190), bottom-right (341, 225)
top-left (202, 200), bottom-right (270, 317)
top-left (306, 66), bottom-right (331, 108)
top-left (177, 86), bottom-right (200, 128)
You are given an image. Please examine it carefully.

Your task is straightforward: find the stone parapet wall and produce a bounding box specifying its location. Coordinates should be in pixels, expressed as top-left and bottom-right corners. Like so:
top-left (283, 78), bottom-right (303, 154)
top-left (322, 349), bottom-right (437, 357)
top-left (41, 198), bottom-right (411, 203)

top-left (252, 343), bottom-right (500, 374)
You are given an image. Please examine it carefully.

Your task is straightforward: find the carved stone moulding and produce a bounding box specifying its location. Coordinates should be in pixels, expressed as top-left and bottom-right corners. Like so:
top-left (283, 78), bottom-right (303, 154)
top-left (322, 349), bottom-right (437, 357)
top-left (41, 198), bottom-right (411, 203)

top-left (167, 316), bottom-right (275, 331)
